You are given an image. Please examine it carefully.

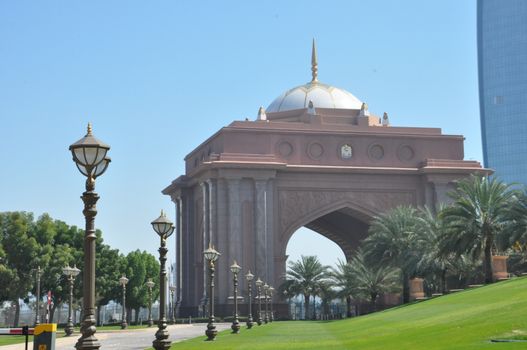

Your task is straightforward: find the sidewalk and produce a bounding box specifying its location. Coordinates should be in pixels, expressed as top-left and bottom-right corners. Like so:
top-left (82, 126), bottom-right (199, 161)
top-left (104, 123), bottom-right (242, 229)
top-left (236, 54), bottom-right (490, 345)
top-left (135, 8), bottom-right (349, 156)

top-left (0, 323), bottom-right (231, 350)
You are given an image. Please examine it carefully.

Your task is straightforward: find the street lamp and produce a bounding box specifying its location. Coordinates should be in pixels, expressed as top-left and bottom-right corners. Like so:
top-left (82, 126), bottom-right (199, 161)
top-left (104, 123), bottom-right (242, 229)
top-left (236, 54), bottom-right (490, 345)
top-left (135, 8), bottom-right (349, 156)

top-left (119, 275), bottom-right (129, 329)
top-left (151, 210), bottom-right (175, 350)
top-left (146, 279), bottom-right (155, 327)
top-left (283, 290), bottom-right (290, 319)
top-left (269, 286), bottom-right (275, 322)
top-left (34, 266), bottom-right (42, 326)
top-left (230, 261), bottom-right (241, 334)
top-left (169, 285), bottom-right (177, 324)
top-left (69, 123), bottom-right (110, 350)
top-left (245, 270), bottom-right (254, 329)
top-left (62, 265), bottom-right (81, 336)
top-left (255, 278), bottom-right (263, 326)
top-left (203, 243), bottom-right (220, 341)
top-left (263, 283), bottom-right (269, 324)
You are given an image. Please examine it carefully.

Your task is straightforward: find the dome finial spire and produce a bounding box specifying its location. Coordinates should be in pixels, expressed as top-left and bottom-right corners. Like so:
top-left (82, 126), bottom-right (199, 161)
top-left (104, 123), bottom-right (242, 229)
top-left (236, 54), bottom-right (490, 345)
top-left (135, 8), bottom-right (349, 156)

top-left (311, 38), bottom-right (318, 83)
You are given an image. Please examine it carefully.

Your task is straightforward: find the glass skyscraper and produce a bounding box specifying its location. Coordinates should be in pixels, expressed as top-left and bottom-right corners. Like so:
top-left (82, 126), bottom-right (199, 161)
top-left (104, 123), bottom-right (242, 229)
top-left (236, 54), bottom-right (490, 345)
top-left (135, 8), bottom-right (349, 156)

top-left (478, 0), bottom-right (527, 185)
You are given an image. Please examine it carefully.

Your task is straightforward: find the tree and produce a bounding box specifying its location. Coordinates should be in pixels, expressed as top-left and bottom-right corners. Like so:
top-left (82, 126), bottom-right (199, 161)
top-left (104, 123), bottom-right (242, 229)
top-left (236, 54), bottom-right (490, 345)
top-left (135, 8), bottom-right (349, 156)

top-left (95, 242), bottom-right (126, 326)
top-left (347, 250), bottom-right (400, 311)
top-left (362, 206), bottom-right (422, 303)
top-left (314, 281), bottom-right (336, 319)
top-left (284, 255), bottom-right (329, 320)
top-left (330, 259), bottom-right (357, 317)
top-left (439, 175), bottom-right (516, 284)
top-left (0, 212), bottom-right (39, 326)
top-left (504, 190), bottom-right (527, 246)
top-left (32, 214), bottom-right (76, 323)
top-left (416, 206), bottom-right (452, 293)
top-left (123, 250), bottom-right (159, 324)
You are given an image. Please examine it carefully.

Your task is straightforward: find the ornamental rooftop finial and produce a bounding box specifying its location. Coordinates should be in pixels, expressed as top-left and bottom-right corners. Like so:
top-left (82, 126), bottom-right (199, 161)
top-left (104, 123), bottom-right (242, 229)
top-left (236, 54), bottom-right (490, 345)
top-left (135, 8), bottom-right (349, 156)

top-left (311, 38), bottom-right (318, 83)
top-left (87, 122), bottom-right (93, 136)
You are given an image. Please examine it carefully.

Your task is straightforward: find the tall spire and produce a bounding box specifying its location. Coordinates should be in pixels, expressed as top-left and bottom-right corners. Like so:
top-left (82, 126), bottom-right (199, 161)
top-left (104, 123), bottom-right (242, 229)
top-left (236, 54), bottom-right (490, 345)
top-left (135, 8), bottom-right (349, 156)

top-left (311, 38), bottom-right (318, 83)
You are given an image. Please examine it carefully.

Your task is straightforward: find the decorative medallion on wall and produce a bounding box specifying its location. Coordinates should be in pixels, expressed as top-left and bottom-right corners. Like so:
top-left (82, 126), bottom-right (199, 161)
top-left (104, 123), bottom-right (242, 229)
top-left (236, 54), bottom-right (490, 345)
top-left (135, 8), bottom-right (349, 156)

top-left (368, 144), bottom-right (385, 160)
top-left (397, 145), bottom-right (415, 161)
top-left (340, 144), bottom-right (353, 159)
top-left (307, 142), bottom-right (324, 160)
top-left (277, 141), bottom-right (294, 157)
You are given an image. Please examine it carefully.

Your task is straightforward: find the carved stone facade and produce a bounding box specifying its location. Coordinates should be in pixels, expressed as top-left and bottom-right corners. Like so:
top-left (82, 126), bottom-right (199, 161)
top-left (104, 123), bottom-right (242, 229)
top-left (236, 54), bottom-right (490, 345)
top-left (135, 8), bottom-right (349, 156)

top-left (163, 106), bottom-right (488, 318)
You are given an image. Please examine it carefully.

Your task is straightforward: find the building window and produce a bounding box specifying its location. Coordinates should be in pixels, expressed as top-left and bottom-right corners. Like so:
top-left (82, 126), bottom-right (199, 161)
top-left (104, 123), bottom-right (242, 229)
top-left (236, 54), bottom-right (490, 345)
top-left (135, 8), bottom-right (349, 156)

top-left (493, 96), bottom-right (504, 105)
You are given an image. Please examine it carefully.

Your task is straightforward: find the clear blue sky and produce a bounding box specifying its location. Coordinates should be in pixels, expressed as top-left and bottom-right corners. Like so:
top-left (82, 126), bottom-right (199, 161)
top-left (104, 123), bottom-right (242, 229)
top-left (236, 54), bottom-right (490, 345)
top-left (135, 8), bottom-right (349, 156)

top-left (0, 1), bottom-right (480, 268)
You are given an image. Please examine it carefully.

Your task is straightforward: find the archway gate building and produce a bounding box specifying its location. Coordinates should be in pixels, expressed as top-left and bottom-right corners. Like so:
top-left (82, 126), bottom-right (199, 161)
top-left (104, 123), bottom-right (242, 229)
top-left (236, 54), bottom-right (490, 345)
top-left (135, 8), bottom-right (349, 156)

top-left (162, 46), bottom-right (486, 317)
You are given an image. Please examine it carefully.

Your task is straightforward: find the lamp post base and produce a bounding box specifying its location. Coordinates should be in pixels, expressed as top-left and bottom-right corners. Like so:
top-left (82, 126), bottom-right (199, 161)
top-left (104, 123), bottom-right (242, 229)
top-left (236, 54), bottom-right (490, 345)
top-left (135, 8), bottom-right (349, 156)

top-left (153, 328), bottom-right (171, 350)
top-left (152, 339), bottom-right (171, 350)
top-left (231, 320), bottom-right (240, 334)
top-left (246, 316), bottom-right (253, 329)
top-left (121, 321), bottom-right (127, 330)
top-left (148, 319), bottom-right (153, 327)
top-left (75, 315), bottom-right (101, 350)
top-left (205, 323), bottom-right (217, 341)
top-left (65, 321), bottom-right (74, 336)
top-left (75, 334), bottom-right (101, 350)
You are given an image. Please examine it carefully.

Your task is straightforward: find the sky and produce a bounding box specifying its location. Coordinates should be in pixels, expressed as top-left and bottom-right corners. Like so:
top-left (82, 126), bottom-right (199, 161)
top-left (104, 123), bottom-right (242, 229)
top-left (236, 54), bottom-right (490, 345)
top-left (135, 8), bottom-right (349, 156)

top-left (0, 1), bottom-right (480, 268)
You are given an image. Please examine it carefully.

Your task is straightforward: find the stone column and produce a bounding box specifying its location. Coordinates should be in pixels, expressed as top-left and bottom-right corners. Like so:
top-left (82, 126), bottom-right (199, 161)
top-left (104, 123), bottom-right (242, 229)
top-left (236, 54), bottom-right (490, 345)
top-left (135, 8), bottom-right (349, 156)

top-left (228, 178), bottom-right (242, 279)
top-left (200, 182), bottom-right (208, 316)
top-left (181, 192), bottom-right (194, 311)
top-left (266, 180), bottom-right (276, 286)
top-left (215, 179), bottom-right (229, 304)
top-left (176, 197), bottom-right (183, 315)
top-left (207, 179), bottom-right (215, 243)
top-left (254, 180), bottom-right (267, 281)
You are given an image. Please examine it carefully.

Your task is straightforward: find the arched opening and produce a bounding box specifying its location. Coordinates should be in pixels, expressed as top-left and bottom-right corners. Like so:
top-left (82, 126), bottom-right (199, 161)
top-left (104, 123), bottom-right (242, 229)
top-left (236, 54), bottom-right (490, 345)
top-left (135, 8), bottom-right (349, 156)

top-left (283, 206), bottom-right (372, 319)
top-left (286, 227), bottom-right (346, 267)
top-left (286, 227), bottom-right (346, 320)
top-left (281, 205), bottom-right (373, 263)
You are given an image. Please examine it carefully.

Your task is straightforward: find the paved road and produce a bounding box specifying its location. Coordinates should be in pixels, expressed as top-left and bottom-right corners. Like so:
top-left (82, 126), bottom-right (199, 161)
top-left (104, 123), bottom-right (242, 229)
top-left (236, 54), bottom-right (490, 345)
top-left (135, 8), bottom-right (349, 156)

top-left (0, 323), bottom-right (232, 350)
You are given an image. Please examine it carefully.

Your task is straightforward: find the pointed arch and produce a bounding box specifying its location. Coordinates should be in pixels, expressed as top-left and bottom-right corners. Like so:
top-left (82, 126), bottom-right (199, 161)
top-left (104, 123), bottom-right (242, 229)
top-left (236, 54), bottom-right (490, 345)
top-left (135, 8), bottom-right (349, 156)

top-left (279, 199), bottom-right (377, 261)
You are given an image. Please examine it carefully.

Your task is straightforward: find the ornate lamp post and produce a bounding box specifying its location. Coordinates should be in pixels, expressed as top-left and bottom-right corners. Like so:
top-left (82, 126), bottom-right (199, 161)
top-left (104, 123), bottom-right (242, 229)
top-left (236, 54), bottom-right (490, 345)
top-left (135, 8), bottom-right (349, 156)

top-left (169, 286), bottom-right (177, 324)
top-left (229, 261), bottom-right (241, 334)
top-left (35, 266), bottom-right (42, 326)
top-left (263, 283), bottom-right (269, 324)
top-left (63, 265), bottom-right (81, 336)
top-left (151, 211), bottom-right (175, 350)
top-left (245, 270), bottom-right (254, 329)
top-left (255, 278), bottom-right (263, 326)
top-left (69, 123), bottom-right (110, 350)
top-left (269, 286), bottom-right (275, 322)
top-left (146, 279), bottom-right (155, 327)
top-left (119, 275), bottom-right (129, 329)
top-left (203, 243), bottom-right (220, 341)
top-left (283, 290), bottom-right (290, 319)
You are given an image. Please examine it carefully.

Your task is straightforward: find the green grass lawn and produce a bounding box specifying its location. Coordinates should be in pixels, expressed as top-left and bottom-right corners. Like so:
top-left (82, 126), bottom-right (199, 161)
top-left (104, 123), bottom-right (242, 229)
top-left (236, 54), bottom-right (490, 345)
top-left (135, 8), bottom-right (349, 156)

top-left (0, 335), bottom-right (33, 346)
top-left (168, 276), bottom-right (527, 350)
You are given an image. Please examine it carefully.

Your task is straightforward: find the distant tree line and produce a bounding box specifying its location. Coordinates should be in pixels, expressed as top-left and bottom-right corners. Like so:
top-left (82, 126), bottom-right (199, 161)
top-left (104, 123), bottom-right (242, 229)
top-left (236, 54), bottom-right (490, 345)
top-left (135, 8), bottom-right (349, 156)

top-left (282, 175), bottom-right (527, 319)
top-left (0, 212), bottom-right (160, 326)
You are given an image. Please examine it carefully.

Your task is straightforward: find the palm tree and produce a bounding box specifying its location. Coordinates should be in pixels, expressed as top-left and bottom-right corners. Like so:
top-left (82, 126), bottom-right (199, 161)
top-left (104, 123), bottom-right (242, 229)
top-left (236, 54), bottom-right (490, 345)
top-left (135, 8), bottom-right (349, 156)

top-left (314, 281), bottom-right (337, 319)
top-left (504, 190), bottom-right (527, 246)
top-left (416, 206), bottom-right (451, 293)
top-left (439, 175), bottom-right (516, 284)
top-left (362, 206), bottom-right (422, 303)
top-left (284, 255), bottom-right (329, 320)
top-left (331, 259), bottom-right (357, 317)
top-left (347, 250), bottom-right (400, 311)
